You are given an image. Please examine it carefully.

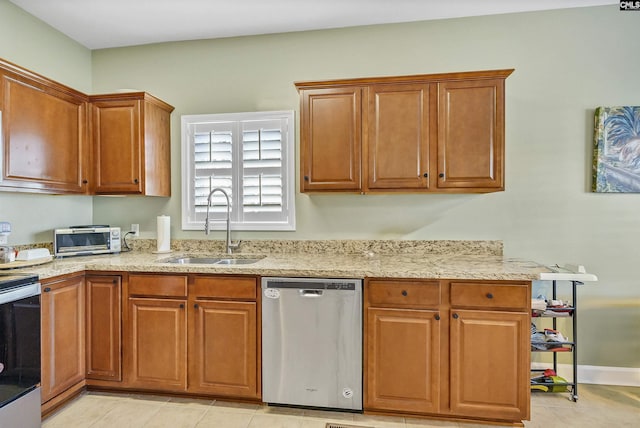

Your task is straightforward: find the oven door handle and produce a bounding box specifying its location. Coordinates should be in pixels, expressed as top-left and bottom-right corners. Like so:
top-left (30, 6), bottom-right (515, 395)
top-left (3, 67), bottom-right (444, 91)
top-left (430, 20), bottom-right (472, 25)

top-left (0, 282), bottom-right (41, 305)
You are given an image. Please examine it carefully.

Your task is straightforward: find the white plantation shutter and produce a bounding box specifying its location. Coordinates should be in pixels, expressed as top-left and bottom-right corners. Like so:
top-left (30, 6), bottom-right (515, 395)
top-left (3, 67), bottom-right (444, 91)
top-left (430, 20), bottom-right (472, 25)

top-left (181, 111), bottom-right (295, 231)
top-left (193, 122), bottom-right (234, 219)
top-left (241, 120), bottom-right (285, 221)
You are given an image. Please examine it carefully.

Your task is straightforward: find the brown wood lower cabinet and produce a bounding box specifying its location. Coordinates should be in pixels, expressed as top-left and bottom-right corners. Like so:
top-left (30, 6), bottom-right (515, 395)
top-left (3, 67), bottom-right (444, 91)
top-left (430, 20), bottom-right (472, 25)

top-left (364, 278), bottom-right (530, 424)
top-left (187, 275), bottom-right (260, 399)
top-left (41, 274), bottom-right (86, 405)
top-left (127, 297), bottom-right (187, 391)
top-left (366, 307), bottom-right (440, 413)
top-left (40, 270), bottom-right (529, 425)
top-left (449, 309), bottom-right (530, 421)
top-left (188, 299), bottom-right (258, 398)
top-left (124, 273), bottom-right (259, 399)
top-left (86, 274), bottom-right (122, 381)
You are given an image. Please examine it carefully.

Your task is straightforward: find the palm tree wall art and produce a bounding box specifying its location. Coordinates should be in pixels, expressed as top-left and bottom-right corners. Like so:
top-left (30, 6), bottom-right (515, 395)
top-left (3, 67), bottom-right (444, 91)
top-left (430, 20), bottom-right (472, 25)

top-left (593, 106), bottom-right (640, 192)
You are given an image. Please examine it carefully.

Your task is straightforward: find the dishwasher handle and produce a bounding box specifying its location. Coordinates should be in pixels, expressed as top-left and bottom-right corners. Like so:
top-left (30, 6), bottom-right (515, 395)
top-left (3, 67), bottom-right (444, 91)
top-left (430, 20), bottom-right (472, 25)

top-left (299, 289), bottom-right (323, 297)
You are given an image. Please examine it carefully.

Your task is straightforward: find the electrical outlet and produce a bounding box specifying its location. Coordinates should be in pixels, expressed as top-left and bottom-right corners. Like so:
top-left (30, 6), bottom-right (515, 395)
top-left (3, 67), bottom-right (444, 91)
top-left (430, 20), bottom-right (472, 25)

top-left (131, 223), bottom-right (140, 237)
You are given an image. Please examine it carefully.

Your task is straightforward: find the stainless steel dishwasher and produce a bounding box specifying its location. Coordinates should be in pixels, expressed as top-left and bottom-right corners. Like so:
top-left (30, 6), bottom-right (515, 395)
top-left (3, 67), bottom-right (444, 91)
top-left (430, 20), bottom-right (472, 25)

top-left (261, 277), bottom-right (362, 411)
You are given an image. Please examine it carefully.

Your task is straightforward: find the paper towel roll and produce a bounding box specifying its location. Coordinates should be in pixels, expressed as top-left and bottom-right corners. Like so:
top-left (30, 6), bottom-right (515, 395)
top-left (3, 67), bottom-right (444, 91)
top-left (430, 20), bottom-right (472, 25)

top-left (156, 215), bottom-right (171, 253)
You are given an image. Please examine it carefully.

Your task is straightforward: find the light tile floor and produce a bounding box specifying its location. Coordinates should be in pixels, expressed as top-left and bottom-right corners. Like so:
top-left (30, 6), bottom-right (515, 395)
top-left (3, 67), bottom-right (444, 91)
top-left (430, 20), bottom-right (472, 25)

top-left (42, 385), bottom-right (639, 428)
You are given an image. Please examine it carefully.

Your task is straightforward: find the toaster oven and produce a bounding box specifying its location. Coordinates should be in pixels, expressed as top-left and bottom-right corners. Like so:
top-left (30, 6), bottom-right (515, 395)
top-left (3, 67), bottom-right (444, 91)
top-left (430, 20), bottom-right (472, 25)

top-left (54, 225), bottom-right (121, 257)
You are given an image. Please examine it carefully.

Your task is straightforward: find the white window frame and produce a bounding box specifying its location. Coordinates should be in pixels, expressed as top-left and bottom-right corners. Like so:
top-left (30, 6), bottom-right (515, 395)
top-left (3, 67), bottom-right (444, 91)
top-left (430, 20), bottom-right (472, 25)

top-left (181, 110), bottom-right (295, 231)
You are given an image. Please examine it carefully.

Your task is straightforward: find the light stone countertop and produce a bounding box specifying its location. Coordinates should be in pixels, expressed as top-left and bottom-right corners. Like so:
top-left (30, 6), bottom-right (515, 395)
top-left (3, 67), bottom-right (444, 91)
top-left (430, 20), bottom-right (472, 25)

top-left (10, 246), bottom-right (551, 282)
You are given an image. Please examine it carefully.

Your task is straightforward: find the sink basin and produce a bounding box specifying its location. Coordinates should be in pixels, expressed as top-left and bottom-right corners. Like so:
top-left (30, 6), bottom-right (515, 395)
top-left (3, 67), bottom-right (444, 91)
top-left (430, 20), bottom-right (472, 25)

top-left (164, 257), bottom-right (222, 264)
top-left (215, 258), bottom-right (262, 265)
top-left (160, 256), bottom-right (264, 265)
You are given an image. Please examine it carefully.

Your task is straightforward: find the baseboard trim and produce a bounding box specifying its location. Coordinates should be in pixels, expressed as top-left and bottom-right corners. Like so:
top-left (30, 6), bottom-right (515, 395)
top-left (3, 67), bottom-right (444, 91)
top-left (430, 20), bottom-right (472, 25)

top-left (532, 363), bottom-right (640, 387)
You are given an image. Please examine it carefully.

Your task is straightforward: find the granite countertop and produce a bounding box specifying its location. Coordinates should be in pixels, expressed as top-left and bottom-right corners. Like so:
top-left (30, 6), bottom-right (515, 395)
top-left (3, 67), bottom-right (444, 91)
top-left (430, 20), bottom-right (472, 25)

top-left (7, 239), bottom-right (551, 281)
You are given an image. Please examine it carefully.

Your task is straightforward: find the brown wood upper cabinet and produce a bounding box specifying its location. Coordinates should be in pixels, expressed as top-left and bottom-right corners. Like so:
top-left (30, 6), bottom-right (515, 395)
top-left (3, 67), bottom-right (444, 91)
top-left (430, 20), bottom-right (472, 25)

top-left (299, 86), bottom-right (364, 191)
top-left (296, 69), bottom-right (513, 193)
top-left (0, 57), bottom-right (174, 196)
top-left (0, 59), bottom-right (89, 194)
top-left (90, 92), bottom-right (174, 196)
top-left (368, 83), bottom-right (430, 190)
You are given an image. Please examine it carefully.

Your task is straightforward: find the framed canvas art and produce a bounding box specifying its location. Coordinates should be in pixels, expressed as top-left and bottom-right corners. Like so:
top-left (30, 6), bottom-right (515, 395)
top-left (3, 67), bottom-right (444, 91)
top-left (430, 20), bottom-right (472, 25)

top-left (593, 106), bottom-right (640, 192)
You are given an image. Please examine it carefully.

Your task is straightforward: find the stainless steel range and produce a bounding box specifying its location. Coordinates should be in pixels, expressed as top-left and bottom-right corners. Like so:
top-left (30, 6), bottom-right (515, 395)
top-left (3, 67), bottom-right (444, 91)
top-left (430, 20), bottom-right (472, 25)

top-left (0, 272), bottom-right (41, 428)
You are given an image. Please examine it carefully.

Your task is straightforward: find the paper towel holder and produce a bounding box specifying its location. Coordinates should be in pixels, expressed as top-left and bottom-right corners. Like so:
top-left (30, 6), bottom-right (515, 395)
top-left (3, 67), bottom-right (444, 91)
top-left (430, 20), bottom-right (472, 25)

top-left (153, 215), bottom-right (173, 254)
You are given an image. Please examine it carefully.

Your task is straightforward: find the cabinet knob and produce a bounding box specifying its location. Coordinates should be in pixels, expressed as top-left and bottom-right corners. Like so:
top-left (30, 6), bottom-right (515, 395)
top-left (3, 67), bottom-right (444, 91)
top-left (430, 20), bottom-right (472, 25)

top-left (82, 179), bottom-right (88, 184)
top-left (134, 178), bottom-right (139, 184)
top-left (179, 303), bottom-right (184, 309)
top-left (44, 287), bottom-right (51, 292)
top-left (304, 176), bottom-right (309, 181)
top-left (401, 290), bottom-right (408, 297)
top-left (423, 173), bottom-right (428, 178)
top-left (439, 173), bottom-right (445, 178)
top-left (452, 313), bottom-right (459, 319)
top-left (435, 314), bottom-right (440, 321)
top-left (112, 279), bottom-right (117, 284)
top-left (486, 293), bottom-right (494, 299)
top-left (194, 303), bottom-right (199, 309)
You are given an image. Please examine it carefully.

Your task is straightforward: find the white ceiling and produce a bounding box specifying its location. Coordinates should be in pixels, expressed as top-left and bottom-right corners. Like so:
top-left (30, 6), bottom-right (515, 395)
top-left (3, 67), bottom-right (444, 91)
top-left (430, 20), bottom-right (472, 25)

top-left (10, 0), bottom-right (617, 49)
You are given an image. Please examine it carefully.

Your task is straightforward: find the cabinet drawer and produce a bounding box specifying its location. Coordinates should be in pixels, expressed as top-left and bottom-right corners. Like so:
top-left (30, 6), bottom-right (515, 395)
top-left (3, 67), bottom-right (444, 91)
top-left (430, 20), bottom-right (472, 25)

top-left (129, 274), bottom-right (187, 297)
top-left (367, 280), bottom-right (440, 308)
top-left (191, 276), bottom-right (257, 300)
top-left (450, 282), bottom-right (529, 310)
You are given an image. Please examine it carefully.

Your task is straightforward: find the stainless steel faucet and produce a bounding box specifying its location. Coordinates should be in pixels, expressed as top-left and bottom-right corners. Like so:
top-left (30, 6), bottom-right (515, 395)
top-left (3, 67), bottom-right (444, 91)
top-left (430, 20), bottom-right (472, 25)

top-left (204, 188), bottom-right (240, 254)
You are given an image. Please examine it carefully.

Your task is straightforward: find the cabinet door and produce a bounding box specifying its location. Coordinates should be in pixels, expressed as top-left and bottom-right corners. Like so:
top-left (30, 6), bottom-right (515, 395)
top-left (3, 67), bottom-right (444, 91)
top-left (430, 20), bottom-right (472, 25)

top-left (437, 79), bottom-right (504, 190)
top-left (86, 275), bottom-right (122, 381)
top-left (127, 298), bottom-right (187, 391)
top-left (188, 300), bottom-right (259, 399)
top-left (300, 87), bottom-right (363, 191)
top-left (41, 275), bottom-right (85, 403)
top-left (365, 307), bottom-right (440, 414)
top-left (449, 309), bottom-right (529, 421)
top-left (367, 84), bottom-right (430, 190)
top-left (0, 72), bottom-right (88, 194)
top-left (91, 99), bottom-right (143, 194)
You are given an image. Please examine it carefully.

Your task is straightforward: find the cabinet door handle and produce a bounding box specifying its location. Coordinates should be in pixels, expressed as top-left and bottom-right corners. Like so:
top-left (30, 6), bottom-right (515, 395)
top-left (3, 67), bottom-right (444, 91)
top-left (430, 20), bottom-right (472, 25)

top-left (304, 176), bottom-right (309, 181)
top-left (112, 279), bottom-right (117, 284)
top-left (194, 303), bottom-right (199, 309)
top-left (401, 290), bottom-right (408, 296)
top-left (44, 287), bottom-right (51, 293)
top-left (486, 293), bottom-right (494, 299)
top-left (435, 314), bottom-right (440, 321)
top-left (82, 179), bottom-right (88, 184)
top-left (134, 178), bottom-right (139, 184)
top-left (423, 173), bottom-right (428, 178)
top-left (452, 313), bottom-right (459, 319)
top-left (439, 173), bottom-right (445, 178)
top-left (179, 303), bottom-right (184, 309)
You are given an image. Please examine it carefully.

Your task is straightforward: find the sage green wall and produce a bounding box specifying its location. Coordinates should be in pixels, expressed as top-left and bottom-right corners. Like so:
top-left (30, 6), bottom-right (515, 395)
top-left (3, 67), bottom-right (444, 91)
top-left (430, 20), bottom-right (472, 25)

top-left (0, 0), bottom-right (93, 244)
top-left (92, 5), bottom-right (639, 371)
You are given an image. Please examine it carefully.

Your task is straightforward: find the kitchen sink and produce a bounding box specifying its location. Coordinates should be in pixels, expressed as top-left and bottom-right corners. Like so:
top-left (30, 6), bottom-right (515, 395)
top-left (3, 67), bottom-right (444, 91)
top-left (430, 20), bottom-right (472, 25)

top-left (163, 257), bottom-right (222, 264)
top-left (214, 258), bottom-right (262, 265)
top-left (159, 256), bottom-right (264, 265)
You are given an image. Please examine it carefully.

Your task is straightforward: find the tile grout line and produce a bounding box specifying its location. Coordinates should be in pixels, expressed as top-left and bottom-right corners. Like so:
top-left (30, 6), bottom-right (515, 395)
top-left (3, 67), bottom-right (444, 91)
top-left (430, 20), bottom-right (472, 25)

top-left (190, 398), bottom-right (218, 428)
top-left (139, 403), bottom-right (165, 428)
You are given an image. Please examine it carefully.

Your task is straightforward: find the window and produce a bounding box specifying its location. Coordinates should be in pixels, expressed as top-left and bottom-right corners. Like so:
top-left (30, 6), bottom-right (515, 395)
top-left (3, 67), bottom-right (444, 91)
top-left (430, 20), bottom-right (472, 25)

top-left (181, 110), bottom-right (295, 231)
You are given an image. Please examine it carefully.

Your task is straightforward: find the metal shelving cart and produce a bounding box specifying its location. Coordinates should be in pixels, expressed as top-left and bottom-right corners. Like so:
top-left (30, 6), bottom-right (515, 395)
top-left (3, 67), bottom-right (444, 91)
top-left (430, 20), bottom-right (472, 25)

top-left (531, 279), bottom-right (581, 401)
